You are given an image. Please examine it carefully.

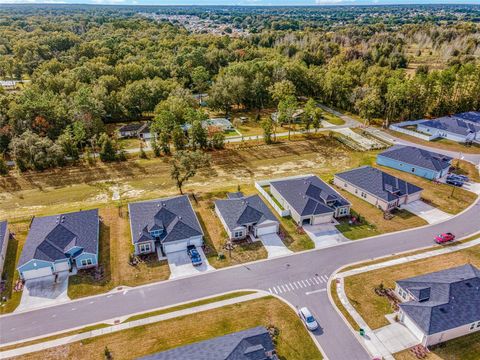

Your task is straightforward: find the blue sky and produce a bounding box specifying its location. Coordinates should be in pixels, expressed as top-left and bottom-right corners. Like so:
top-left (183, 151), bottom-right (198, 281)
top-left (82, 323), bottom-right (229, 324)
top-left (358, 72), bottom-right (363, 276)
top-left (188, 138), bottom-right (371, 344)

top-left (0, 0), bottom-right (479, 5)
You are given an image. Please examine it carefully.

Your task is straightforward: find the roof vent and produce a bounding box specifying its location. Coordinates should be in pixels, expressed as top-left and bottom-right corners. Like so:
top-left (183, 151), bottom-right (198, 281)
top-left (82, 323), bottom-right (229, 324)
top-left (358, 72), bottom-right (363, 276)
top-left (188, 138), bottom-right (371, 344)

top-left (162, 203), bottom-right (166, 207)
top-left (178, 216), bottom-right (182, 220)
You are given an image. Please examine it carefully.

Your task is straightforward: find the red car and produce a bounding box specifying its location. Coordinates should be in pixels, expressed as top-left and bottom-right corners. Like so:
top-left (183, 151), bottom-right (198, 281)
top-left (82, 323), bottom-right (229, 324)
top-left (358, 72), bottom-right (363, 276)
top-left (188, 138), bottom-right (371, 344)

top-left (435, 232), bottom-right (455, 244)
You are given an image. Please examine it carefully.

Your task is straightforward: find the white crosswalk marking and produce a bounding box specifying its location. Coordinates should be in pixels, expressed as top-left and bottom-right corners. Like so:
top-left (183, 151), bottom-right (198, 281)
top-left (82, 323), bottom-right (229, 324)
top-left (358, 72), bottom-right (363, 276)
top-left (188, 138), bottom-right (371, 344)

top-left (268, 274), bottom-right (330, 295)
top-left (293, 282), bottom-right (299, 289)
top-left (322, 275), bottom-right (329, 282)
top-left (269, 288), bottom-right (272, 293)
top-left (312, 277), bottom-right (320, 284)
top-left (297, 281), bottom-right (303, 288)
top-left (301, 280), bottom-right (307, 287)
top-left (281, 285), bottom-right (287, 292)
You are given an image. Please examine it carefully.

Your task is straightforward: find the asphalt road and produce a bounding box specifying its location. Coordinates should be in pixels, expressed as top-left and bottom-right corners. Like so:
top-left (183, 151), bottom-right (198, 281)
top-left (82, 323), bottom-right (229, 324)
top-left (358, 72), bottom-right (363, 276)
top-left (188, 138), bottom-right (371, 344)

top-left (1, 195), bottom-right (479, 359)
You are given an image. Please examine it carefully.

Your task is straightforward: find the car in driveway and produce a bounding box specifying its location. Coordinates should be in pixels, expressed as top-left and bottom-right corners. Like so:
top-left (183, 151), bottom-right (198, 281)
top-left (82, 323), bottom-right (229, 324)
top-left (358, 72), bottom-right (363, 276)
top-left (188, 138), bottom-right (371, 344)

top-left (446, 175), bottom-right (464, 187)
top-left (187, 245), bottom-right (202, 266)
top-left (448, 173), bottom-right (469, 182)
top-left (299, 307), bottom-right (319, 331)
top-left (434, 232), bottom-right (455, 244)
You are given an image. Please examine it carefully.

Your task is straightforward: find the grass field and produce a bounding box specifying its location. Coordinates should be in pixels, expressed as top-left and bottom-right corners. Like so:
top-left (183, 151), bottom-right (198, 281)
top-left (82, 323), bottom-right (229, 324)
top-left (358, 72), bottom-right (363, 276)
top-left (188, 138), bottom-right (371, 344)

top-left (321, 110), bottom-right (346, 126)
top-left (385, 129), bottom-right (480, 154)
top-left (14, 296), bottom-right (323, 360)
top-left (344, 245), bottom-right (479, 330)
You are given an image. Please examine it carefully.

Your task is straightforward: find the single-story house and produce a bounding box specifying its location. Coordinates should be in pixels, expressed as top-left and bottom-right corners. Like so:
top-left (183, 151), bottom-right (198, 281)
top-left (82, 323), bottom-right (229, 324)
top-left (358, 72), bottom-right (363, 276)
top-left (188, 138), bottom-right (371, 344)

top-left (137, 326), bottom-right (277, 360)
top-left (128, 195), bottom-right (204, 256)
top-left (417, 117), bottom-right (480, 143)
top-left (181, 118), bottom-right (235, 133)
top-left (271, 109), bottom-right (304, 125)
top-left (334, 166), bottom-right (423, 212)
top-left (270, 175), bottom-right (351, 225)
top-left (455, 111), bottom-right (480, 125)
top-left (138, 122), bottom-right (152, 140)
top-left (395, 264), bottom-right (480, 347)
top-left (215, 192), bottom-right (279, 241)
top-left (17, 210), bottom-right (100, 281)
top-left (0, 221), bottom-right (9, 275)
top-left (377, 145), bottom-right (452, 180)
top-left (118, 123), bottom-right (146, 138)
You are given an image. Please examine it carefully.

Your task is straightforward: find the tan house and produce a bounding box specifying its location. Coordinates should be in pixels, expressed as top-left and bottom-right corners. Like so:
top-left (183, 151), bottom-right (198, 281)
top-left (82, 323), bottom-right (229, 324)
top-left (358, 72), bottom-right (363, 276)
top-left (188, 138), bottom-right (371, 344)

top-left (334, 166), bottom-right (423, 212)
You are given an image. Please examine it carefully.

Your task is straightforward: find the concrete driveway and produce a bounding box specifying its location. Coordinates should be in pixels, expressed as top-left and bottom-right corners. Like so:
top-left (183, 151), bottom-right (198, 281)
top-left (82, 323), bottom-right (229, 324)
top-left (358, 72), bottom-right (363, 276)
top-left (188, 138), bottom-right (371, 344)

top-left (259, 233), bottom-right (293, 258)
top-left (402, 200), bottom-right (452, 224)
top-left (303, 224), bottom-right (350, 248)
top-left (374, 322), bottom-right (420, 354)
top-left (167, 247), bottom-right (215, 279)
top-left (463, 182), bottom-right (480, 195)
top-left (16, 273), bottom-right (70, 312)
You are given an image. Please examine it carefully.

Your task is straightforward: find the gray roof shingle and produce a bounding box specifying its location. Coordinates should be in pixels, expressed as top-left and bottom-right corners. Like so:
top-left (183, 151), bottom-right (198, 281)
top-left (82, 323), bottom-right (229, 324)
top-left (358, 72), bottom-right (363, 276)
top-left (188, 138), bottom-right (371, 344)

top-left (136, 326), bottom-right (275, 360)
top-left (128, 195), bottom-right (203, 244)
top-left (397, 264), bottom-right (480, 335)
top-left (421, 117), bottom-right (480, 136)
top-left (378, 145), bottom-right (452, 172)
top-left (450, 111), bottom-right (480, 125)
top-left (335, 166), bottom-right (423, 202)
top-left (215, 193), bottom-right (278, 232)
top-left (17, 209), bottom-right (99, 267)
top-left (270, 175), bottom-right (350, 216)
top-left (0, 221), bottom-right (7, 253)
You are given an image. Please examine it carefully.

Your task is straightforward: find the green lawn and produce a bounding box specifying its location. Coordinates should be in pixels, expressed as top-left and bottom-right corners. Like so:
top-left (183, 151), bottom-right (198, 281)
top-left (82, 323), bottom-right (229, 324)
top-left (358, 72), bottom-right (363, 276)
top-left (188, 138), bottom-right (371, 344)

top-left (321, 110), bottom-right (346, 126)
top-left (16, 297), bottom-right (322, 360)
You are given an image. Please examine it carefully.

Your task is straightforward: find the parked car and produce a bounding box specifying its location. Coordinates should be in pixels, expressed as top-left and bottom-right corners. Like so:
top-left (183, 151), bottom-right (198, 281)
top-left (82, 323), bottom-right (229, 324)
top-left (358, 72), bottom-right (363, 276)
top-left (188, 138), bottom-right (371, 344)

top-left (435, 232), bottom-right (455, 244)
top-left (299, 307), bottom-right (319, 331)
top-left (446, 177), bottom-right (464, 187)
top-left (448, 173), bottom-right (469, 182)
top-left (187, 245), bottom-right (202, 266)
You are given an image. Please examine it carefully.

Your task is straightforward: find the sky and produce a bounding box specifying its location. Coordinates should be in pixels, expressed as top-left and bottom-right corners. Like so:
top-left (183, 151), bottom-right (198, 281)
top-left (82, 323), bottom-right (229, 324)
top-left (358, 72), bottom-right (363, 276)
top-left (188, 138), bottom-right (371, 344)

top-left (0, 0), bottom-right (479, 6)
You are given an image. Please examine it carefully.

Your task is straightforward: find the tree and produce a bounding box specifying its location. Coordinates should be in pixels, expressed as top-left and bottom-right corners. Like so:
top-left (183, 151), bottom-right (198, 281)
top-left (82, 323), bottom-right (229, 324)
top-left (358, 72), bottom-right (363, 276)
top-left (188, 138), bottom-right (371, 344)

top-left (303, 98), bottom-right (322, 132)
top-left (208, 73), bottom-right (246, 115)
top-left (269, 80), bottom-right (296, 104)
top-left (151, 110), bottom-right (176, 155)
top-left (0, 156), bottom-right (8, 176)
top-left (190, 120), bottom-right (208, 150)
top-left (277, 95), bottom-right (298, 140)
top-left (210, 131), bottom-right (225, 149)
top-left (98, 133), bottom-right (117, 162)
top-left (170, 150), bottom-right (211, 194)
top-left (172, 126), bottom-right (187, 151)
top-left (191, 66), bottom-right (210, 94)
top-left (261, 118), bottom-right (273, 144)
top-left (151, 136), bottom-right (161, 157)
top-left (57, 126), bottom-right (79, 160)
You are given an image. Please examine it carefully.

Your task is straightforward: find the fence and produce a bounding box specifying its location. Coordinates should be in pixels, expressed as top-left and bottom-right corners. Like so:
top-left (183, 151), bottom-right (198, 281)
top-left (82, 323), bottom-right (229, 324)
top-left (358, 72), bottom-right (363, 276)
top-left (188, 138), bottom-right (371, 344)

top-left (389, 120), bottom-right (439, 141)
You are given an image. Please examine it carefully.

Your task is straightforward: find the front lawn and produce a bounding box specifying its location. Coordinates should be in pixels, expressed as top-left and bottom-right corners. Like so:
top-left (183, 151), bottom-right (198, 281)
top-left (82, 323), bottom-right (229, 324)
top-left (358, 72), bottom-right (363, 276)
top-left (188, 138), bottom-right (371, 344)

top-left (321, 110), bottom-right (346, 126)
top-left (15, 296), bottom-right (323, 360)
top-left (68, 206), bottom-right (170, 299)
top-left (344, 245), bottom-right (480, 330)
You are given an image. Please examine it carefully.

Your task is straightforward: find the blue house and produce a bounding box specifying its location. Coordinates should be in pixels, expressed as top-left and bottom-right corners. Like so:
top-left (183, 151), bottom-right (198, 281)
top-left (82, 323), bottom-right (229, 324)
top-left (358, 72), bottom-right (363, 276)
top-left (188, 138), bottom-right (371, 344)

top-left (377, 145), bottom-right (452, 180)
top-left (17, 209), bottom-right (100, 281)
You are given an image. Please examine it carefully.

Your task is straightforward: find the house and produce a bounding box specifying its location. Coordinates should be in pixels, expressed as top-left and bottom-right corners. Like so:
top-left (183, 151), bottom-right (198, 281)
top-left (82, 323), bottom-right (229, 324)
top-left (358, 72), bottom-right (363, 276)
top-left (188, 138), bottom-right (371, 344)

top-left (17, 210), bottom-right (99, 281)
top-left (417, 117), bottom-right (480, 143)
top-left (138, 122), bottom-right (152, 140)
top-left (215, 192), bottom-right (279, 241)
top-left (137, 326), bottom-right (277, 360)
top-left (128, 195), bottom-right (204, 257)
top-left (334, 166), bottom-right (423, 212)
top-left (271, 109), bottom-right (304, 125)
top-left (455, 111), bottom-right (480, 125)
top-left (180, 118), bottom-right (235, 133)
top-left (394, 264), bottom-right (480, 347)
top-left (377, 145), bottom-right (452, 180)
top-left (0, 221), bottom-right (9, 275)
top-left (270, 175), bottom-right (351, 225)
top-left (118, 123), bottom-right (146, 138)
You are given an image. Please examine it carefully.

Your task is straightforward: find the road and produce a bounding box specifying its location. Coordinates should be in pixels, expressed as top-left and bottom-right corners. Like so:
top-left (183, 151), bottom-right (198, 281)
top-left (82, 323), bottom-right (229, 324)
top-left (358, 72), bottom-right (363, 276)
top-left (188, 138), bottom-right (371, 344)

top-left (1, 194), bottom-right (479, 359)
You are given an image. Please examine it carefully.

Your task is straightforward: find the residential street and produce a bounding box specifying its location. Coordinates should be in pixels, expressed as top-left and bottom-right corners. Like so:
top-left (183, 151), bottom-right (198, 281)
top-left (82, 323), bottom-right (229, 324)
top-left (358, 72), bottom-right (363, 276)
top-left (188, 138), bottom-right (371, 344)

top-left (1, 194), bottom-right (479, 360)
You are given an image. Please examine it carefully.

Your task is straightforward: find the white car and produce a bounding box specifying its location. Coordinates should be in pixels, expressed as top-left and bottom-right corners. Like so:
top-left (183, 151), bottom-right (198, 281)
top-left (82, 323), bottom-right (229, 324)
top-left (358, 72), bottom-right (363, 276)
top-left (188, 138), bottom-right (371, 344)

top-left (299, 307), bottom-right (319, 331)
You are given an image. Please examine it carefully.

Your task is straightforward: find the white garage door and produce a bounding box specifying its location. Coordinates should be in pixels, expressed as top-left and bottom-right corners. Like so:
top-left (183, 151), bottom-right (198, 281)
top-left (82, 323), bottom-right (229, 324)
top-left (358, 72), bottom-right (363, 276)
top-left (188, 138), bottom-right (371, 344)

top-left (22, 267), bottom-right (53, 280)
top-left (256, 224), bottom-right (278, 236)
top-left (55, 261), bottom-right (70, 272)
top-left (164, 241), bottom-right (188, 254)
top-left (403, 314), bottom-right (425, 342)
top-left (312, 214), bottom-right (333, 225)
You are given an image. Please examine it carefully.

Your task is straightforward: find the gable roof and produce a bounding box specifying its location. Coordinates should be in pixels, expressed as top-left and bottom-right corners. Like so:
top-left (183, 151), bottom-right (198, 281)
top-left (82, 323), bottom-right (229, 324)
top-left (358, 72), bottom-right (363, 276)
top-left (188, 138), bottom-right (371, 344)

top-left (420, 117), bottom-right (480, 137)
top-left (451, 111), bottom-right (480, 125)
top-left (335, 166), bottom-right (423, 202)
top-left (378, 145), bottom-right (452, 172)
top-left (397, 264), bottom-right (480, 335)
top-left (0, 221), bottom-right (7, 252)
top-left (118, 123), bottom-right (145, 133)
top-left (215, 193), bottom-right (278, 231)
top-left (270, 175), bottom-right (350, 216)
top-left (128, 195), bottom-right (203, 244)
top-left (136, 327), bottom-right (275, 360)
top-left (18, 209), bottom-right (99, 267)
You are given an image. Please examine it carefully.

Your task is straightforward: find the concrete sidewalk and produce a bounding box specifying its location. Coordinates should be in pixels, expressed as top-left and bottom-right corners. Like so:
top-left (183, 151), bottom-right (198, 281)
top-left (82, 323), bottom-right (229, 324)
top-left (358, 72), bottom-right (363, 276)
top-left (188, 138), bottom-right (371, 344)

top-left (0, 292), bottom-right (267, 359)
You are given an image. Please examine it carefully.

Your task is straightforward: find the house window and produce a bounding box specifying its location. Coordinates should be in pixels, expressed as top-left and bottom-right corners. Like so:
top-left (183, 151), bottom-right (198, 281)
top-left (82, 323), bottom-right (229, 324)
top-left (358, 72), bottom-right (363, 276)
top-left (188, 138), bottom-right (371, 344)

top-left (81, 258), bottom-right (93, 266)
top-left (361, 192), bottom-right (367, 199)
top-left (234, 231), bottom-right (243, 238)
top-left (338, 207), bottom-right (348, 216)
top-left (344, 182), bottom-right (347, 188)
top-left (355, 189), bottom-right (358, 194)
top-left (139, 243), bottom-right (151, 253)
top-left (477, 322), bottom-right (480, 328)
top-left (411, 168), bottom-right (415, 173)
top-left (470, 323), bottom-right (476, 330)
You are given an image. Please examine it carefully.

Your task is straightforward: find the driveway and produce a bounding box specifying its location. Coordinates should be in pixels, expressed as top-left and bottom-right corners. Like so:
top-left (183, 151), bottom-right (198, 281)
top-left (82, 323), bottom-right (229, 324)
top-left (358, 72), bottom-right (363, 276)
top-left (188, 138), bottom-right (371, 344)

top-left (166, 247), bottom-right (215, 279)
top-left (463, 182), bottom-right (480, 195)
top-left (374, 322), bottom-right (420, 354)
top-left (303, 224), bottom-right (350, 248)
top-left (259, 233), bottom-right (293, 258)
top-left (401, 200), bottom-right (452, 224)
top-left (16, 273), bottom-right (70, 312)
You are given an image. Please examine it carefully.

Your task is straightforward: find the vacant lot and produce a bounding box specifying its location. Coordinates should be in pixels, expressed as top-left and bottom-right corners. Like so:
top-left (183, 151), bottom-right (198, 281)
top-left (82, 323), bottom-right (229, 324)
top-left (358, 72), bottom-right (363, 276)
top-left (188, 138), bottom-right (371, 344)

top-left (386, 129), bottom-right (480, 154)
top-left (344, 245), bottom-right (479, 330)
top-left (69, 206), bottom-right (170, 299)
top-left (14, 296), bottom-right (322, 360)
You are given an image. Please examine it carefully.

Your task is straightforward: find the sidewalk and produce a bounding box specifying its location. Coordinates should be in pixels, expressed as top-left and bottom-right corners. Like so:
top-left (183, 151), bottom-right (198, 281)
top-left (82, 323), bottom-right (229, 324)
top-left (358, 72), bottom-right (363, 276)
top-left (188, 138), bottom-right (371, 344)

top-left (333, 235), bottom-right (480, 360)
top-left (0, 292), bottom-right (267, 359)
